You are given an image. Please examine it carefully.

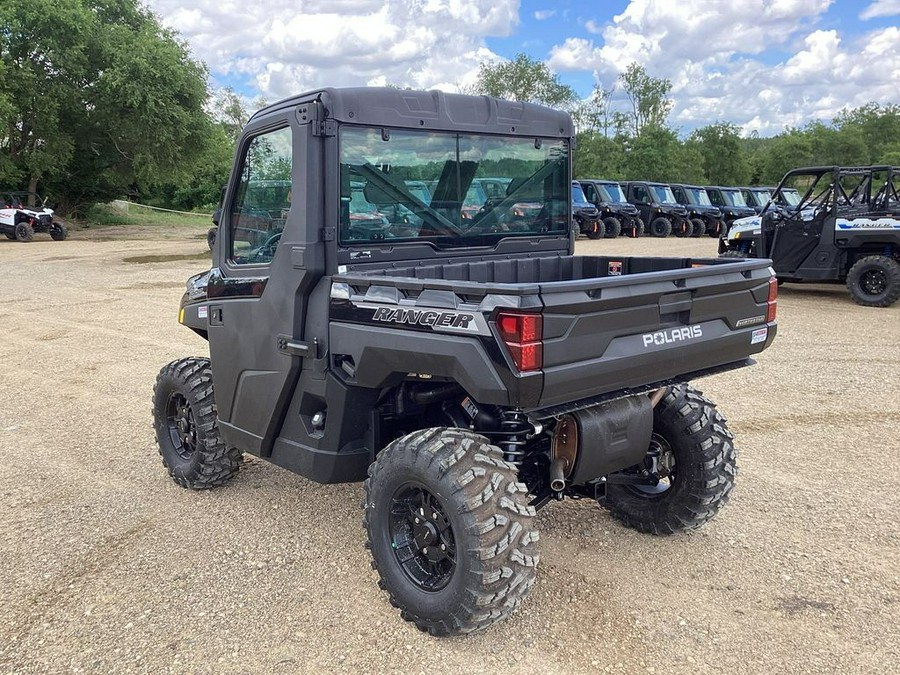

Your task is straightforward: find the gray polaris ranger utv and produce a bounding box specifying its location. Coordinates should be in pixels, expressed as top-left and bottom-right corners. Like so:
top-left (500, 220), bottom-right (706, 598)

top-left (153, 88), bottom-right (779, 636)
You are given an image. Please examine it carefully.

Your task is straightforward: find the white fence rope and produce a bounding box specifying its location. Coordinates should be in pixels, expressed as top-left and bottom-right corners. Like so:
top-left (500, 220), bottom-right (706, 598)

top-left (112, 200), bottom-right (213, 218)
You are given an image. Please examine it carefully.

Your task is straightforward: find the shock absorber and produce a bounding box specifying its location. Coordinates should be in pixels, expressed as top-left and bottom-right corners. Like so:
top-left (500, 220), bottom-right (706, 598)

top-left (498, 410), bottom-right (531, 466)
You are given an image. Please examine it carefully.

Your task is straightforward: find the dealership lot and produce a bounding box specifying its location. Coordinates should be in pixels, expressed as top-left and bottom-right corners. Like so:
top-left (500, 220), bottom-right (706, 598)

top-left (1, 230), bottom-right (897, 674)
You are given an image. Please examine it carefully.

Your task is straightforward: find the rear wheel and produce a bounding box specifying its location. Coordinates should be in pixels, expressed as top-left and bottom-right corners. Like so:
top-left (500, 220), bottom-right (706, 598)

top-left (708, 220), bottom-right (723, 237)
top-left (603, 216), bottom-right (621, 239)
top-left (719, 249), bottom-right (746, 259)
top-left (604, 385), bottom-right (736, 535)
top-left (4, 233), bottom-right (15, 240)
top-left (631, 217), bottom-right (645, 238)
top-left (152, 357), bottom-right (242, 489)
top-left (846, 255), bottom-right (900, 307)
top-left (364, 428), bottom-right (539, 636)
top-left (585, 219), bottom-right (603, 239)
top-left (50, 222), bottom-right (68, 241)
top-left (14, 222), bottom-right (34, 242)
top-left (649, 217), bottom-right (672, 237)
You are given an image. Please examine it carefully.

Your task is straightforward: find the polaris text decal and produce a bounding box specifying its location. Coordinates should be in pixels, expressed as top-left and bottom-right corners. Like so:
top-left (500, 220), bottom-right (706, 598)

top-left (642, 325), bottom-right (703, 348)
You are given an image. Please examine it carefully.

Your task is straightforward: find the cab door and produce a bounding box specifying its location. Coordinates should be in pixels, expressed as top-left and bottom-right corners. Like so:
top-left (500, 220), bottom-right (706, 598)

top-left (207, 120), bottom-right (321, 456)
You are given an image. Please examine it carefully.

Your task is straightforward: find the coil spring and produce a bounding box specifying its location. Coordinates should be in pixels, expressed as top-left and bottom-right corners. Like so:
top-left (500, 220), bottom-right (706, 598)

top-left (497, 410), bottom-right (531, 467)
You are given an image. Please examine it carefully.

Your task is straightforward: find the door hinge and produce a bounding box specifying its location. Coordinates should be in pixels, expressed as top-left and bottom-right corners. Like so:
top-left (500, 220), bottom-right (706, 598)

top-left (277, 335), bottom-right (311, 357)
top-left (312, 119), bottom-right (336, 137)
top-left (322, 226), bottom-right (335, 241)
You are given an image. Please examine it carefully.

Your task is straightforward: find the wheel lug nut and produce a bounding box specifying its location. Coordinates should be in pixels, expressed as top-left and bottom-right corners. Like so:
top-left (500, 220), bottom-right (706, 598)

top-left (432, 512), bottom-right (437, 520)
top-left (440, 544), bottom-right (445, 551)
top-left (414, 517), bottom-right (420, 523)
top-left (422, 547), bottom-right (428, 554)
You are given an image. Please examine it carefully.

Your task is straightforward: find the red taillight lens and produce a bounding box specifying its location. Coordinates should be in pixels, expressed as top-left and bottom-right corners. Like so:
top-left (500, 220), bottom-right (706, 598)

top-left (496, 311), bottom-right (543, 372)
top-left (767, 277), bottom-right (778, 322)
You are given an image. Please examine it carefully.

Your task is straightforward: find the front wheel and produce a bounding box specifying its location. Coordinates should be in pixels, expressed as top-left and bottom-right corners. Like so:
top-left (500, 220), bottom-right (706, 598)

top-left (690, 218), bottom-right (705, 237)
top-left (846, 255), bottom-right (900, 308)
top-left (603, 385), bottom-right (736, 535)
top-left (50, 222), bottom-right (68, 241)
top-left (152, 357), bottom-right (242, 489)
top-left (585, 219), bottom-right (603, 239)
top-left (603, 216), bottom-right (621, 238)
top-left (649, 217), bottom-right (672, 237)
top-left (364, 428), bottom-right (539, 636)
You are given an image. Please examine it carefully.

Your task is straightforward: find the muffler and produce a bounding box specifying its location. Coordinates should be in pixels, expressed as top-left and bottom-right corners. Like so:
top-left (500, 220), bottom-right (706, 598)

top-left (550, 395), bottom-right (654, 487)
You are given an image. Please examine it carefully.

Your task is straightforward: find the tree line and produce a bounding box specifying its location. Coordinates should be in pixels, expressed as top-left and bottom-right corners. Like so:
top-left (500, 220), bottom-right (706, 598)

top-left (1, 2), bottom-right (898, 216)
top-left (474, 54), bottom-right (900, 189)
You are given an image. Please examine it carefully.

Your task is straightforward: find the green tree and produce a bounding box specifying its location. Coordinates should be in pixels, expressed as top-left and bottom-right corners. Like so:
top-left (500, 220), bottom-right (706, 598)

top-left (474, 53), bottom-right (577, 108)
top-left (690, 122), bottom-right (749, 185)
top-left (834, 103), bottom-right (900, 161)
top-left (570, 83), bottom-right (614, 135)
top-left (212, 87), bottom-right (250, 146)
top-left (618, 63), bottom-right (673, 137)
top-left (622, 125), bottom-right (682, 181)
top-left (573, 132), bottom-right (624, 179)
top-left (0, 0), bottom-right (214, 212)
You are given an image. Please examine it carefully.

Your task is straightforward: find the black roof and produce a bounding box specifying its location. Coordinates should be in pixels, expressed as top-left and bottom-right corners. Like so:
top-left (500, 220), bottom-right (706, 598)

top-left (247, 87), bottom-right (573, 139)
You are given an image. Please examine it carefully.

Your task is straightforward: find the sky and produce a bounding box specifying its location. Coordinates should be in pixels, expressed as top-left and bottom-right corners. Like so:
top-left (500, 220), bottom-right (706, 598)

top-left (144, 0), bottom-right (900, 136)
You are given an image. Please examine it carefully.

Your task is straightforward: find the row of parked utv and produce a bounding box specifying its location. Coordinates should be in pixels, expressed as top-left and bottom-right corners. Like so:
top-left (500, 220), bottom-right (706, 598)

top-left (571, 179), bottom-right (800, 240)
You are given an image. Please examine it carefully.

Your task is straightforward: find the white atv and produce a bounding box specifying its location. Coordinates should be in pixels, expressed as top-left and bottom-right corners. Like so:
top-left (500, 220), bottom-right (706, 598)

top-left (1, 192), bottom-right (68, 242)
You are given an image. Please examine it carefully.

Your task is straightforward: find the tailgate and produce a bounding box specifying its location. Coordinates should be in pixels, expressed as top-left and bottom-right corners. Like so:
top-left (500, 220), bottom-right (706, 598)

top-left (536, 258), bottom-right (776, 408)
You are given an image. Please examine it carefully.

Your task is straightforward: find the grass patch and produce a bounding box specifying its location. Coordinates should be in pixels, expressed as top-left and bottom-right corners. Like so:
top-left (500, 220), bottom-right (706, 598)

top-left (81, 203), bottom-right (212, 229)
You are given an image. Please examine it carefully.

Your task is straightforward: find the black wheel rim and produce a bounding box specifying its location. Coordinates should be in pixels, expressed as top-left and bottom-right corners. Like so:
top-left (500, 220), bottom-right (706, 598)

top-left (630, 433), bottom-right (676, 497)
top-left (859, 269), bottom-right (886, 296)
top-left (166, 392), bottom-right (197, 461)
top-left (16, 224), bottom-right (27, 238)
top-left (389, 484), bottom-right (456, 592)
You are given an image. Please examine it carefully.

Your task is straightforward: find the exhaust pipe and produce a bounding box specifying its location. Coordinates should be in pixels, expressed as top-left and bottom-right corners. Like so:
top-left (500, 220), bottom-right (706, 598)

top-left (550, 457), bottom-right (567, 492)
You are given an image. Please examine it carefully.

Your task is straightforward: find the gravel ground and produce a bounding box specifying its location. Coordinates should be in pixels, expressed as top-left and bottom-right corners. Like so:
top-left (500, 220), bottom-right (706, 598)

top-left (1, 228), bottom-right (898, 675)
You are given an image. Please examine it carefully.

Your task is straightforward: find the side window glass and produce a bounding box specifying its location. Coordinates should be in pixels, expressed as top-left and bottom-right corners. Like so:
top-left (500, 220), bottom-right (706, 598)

top-left (583, 184), bottom-right (596, 202)
top-left (230, 126), bottom-right (292, 265)
top-left (672, 187), bottom-right (684, 203)
top-left (709, 191), bottom-right (722, 206)
top-left (635, 186), bottom-right (647, 203)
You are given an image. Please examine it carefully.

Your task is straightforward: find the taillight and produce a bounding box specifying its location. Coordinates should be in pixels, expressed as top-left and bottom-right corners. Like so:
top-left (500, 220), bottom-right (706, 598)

top-left (767, 277), bottom-right (778, 322)
top-left (496, 311), bottom-right (543, 372)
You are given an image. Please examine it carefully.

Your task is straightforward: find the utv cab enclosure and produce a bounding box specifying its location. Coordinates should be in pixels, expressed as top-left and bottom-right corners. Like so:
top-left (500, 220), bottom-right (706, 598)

top-left (670, 183), bottom-right (724, 237)
top-left (621, 180), bottom-right (690, 237)
top-left (153, 88), bottom-right (779, 636)
top-left (706, 186), bottom-right (756, 230)
top-left (578, 179), bottom-right (641, 238)
top-left (721, 166), bottom-right (900, 307)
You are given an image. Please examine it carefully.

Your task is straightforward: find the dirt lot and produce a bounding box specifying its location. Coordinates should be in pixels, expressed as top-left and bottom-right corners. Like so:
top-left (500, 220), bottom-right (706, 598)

top-left (1, 227), bottom-right (898, 675)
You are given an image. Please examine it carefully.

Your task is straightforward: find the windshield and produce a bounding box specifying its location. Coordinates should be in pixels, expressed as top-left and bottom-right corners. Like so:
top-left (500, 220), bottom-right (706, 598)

top-left (572, 183), bottom-right (589, 204)
top-left (651, 185), bottom-right (678, 205)
top-left (720, 189), bottom-right (747, 207)
top-left (597, 183), bottom-right (626, 203)
top-left (780, 188), bottom-right (801, 206)
top-left (684, 187), bottom-right (712, 206)
top-left (749, 189), bottom-right (771, 206)
top-left (340, 127), bottom-right (570, 247)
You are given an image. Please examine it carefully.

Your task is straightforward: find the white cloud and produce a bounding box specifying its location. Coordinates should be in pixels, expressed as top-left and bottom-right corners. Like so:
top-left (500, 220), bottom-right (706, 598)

top-left (549, 1), bottom-right (900, 135)
top-left (534, 10), bottom-right (556, 20)
top-left (860, 0), bottom-right (900, 19)
top-left (146, 0), bottom-right (518, 100)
